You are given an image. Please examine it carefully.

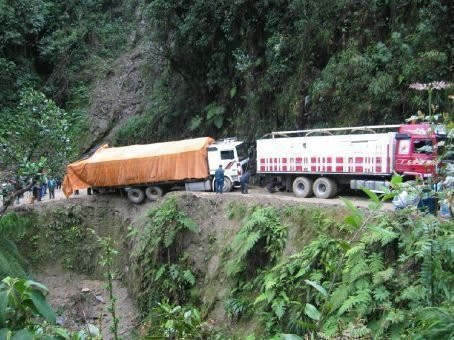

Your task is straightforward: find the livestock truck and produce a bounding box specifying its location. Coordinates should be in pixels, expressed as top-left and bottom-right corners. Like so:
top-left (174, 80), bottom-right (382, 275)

top-left (257, 123), bottom-right (446, 198)
top-left (63, 137), bottom-right (249, 203)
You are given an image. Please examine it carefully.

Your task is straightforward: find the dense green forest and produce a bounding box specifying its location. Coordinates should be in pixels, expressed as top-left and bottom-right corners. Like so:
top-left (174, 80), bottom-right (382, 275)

top-left (1, 0), bottom-right (452, 152)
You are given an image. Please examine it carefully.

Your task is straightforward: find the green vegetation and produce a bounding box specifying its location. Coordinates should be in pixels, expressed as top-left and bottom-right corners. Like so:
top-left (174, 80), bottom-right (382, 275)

top-left (0, 188), bottom-right (452, 338)
top-left (0, 213), bottom-right (32, 280)
top-left (99, 237), bottom-right (120, 340)
top-left (130, 198), bottom-right (198, 314)
top-left (143, 302), bottom-right (217, 339)
top-left (226, 206), bottom-right (287, 278)
top-left (127, 192), bottom-right (453, 339)
top-left (220, 192), bottom-right (454, 338)
top-left (0, 0), bottom-right (136, 211)
top-left (114, 0), bottom-right (452, 145)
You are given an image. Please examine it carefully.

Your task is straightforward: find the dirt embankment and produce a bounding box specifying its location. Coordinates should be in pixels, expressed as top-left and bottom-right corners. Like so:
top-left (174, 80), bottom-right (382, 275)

top-left (13, 190), bottom-right (380, 336)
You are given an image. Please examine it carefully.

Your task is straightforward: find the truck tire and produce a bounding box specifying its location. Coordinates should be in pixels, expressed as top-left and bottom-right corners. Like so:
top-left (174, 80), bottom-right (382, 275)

top-left (292, 177), bottom-right (314, 197)
top-left (145, 186), bottom-right (164, 201)
top-left (212, 177), bottom-right (232, 193)
top-left (313, 177), bottom-right (337, 199)
top-left (223, 177), bottom-right (233, 192)
top-left (127, 188), bottom-right (145, 204)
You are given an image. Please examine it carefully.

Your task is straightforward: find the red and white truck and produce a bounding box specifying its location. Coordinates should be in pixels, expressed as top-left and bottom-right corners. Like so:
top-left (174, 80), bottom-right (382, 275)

top-left (257, 123), bottom-right (445, 198)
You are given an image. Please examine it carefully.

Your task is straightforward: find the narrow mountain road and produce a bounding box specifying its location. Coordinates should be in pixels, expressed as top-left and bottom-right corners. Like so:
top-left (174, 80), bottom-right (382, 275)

top-left (4, 186), bottom-right (394, 211)
top-left (193, 187), bottom-right (394, 210)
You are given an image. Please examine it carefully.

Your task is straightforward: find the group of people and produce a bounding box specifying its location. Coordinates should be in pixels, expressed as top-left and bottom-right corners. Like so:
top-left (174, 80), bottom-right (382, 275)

top-left (214, 164), bottom-right (252, 194)
top-left (1, 176), bottom-right (62, 206)
top-left (30, 177), bottom-right (62, 204)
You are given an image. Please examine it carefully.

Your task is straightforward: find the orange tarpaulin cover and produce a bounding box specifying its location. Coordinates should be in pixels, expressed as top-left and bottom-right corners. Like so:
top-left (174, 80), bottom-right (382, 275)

top-left (63, 137), bottom-right (214, 197)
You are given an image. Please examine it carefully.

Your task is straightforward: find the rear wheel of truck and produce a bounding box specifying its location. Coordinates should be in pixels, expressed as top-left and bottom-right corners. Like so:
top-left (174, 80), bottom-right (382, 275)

top-left (127, 188), bottom-right (145, 204)
top-left (292, 176), bottom-right (314, 197)
top-left (313, 177), bottom-right (337, 199)
top-left (145, 186), bottom-right (164, 201)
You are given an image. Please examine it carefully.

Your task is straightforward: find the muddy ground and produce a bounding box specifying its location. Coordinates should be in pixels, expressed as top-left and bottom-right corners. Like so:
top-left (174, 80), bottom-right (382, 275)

top-left (34, 266), bottom-right (136, 339)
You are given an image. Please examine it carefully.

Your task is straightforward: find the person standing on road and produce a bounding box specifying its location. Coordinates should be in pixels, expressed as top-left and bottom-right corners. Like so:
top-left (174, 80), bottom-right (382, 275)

top-left (2, 183), bottom-right (9, 205)
top-left (240, 170), bottom-right (251, 194)
top-left (37, 181), bottom-right (43, 201)
top-left (31, 182), bottom-right (40, 204)
top-left (214, 164), bottom-right (225, 194)
top-left (41, 174), bottom-right (48, 197)
top-left (13, 178), bottom-right (21, 204)
top-left (48, 178), bottom-right (56, 199)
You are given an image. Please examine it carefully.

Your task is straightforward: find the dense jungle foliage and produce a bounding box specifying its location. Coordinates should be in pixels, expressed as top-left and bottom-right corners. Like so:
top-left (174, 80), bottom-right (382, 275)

top-left (114, 0), bottom-right (452, 144)
top-left (0, 0), bottom-right (451, 149)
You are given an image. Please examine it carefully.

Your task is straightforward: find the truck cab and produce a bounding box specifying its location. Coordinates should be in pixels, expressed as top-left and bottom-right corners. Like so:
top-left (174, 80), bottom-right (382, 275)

top-left (394, 123), bottom-right (445, 178)
top-left (207, 138), bottom-right (249, 191)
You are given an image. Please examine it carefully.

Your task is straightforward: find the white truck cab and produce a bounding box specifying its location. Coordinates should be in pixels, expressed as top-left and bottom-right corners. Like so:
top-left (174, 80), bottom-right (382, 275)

top-left (207, 138), bottom-right (249, 191)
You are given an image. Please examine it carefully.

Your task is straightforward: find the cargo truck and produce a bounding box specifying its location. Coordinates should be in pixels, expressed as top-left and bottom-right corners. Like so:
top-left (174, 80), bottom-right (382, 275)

top-left (257, 123), bottom-right (445, 198)
top-left (63, 137), bottom-right (249, 203)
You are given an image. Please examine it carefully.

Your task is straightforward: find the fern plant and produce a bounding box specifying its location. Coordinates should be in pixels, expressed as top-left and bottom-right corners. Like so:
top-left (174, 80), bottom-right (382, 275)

top-left (226, 206), bottom-right (287, 278)
top-left (130, 198), bottom-right (198, 313)
top-left (235, 186), bottom-right (453, 339)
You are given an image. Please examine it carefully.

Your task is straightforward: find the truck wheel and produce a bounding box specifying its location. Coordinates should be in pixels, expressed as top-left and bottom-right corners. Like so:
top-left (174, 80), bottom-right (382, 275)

top-left (292, 177), bottom-right (314, 197)
top-left (145, 186), bottom-right (164, 201)
top-left (223, 177), bottom-right (233, 192)
top-left (127, 188), bottom-right (145, 204)
top-left (313, 177), bottom-right (337, 199)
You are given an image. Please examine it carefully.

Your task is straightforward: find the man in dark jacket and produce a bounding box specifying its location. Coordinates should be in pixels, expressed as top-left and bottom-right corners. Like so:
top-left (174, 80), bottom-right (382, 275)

top-left (240, 170), bottom-right (251, 194)
top-left (214, 165), bottom-right (224, 194)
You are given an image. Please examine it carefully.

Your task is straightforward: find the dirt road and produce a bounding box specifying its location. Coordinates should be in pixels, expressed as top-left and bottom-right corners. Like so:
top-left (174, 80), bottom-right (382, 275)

top-left (4, 186), bottom-right (393, 211)
top-left (194, 187), bottom-right (394, 210)
top-left (1, 188), bottom-right (86, 209)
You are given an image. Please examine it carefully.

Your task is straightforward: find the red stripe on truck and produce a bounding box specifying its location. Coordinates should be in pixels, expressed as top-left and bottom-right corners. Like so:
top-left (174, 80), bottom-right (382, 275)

top-left (386, 145), bottom-right (390, 173)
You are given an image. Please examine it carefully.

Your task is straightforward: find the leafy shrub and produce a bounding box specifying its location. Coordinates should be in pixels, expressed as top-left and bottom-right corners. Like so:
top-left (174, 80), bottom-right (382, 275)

top-left (141, 302), bottom-right (218, 339)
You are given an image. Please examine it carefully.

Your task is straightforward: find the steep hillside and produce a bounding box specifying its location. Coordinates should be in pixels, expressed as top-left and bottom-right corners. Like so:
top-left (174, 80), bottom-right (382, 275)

top-left (8, 191), bottom-right (453, 338)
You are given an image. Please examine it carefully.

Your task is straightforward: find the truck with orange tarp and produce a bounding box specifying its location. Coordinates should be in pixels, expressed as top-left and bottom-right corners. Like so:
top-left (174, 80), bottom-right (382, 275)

top-left (63, 137), bottom-right (249, 203)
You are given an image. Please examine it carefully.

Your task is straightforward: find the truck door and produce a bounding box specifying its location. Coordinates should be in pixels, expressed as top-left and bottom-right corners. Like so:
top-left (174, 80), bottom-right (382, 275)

top-left (394, 134), bottom-right (412, 173)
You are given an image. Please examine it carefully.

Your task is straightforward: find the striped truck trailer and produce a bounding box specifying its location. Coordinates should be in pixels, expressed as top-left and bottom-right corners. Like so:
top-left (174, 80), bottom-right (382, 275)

top-left (257, 123), bottom-right (445, 198)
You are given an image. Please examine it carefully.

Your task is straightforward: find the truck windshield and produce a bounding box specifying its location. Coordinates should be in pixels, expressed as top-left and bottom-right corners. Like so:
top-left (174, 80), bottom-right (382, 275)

top-left (236, 143), bottom-right (248, 161)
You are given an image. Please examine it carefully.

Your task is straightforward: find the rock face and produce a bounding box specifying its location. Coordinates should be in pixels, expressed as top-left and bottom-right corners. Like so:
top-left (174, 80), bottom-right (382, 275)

top-left (86, 47), bottom-right (145, 151)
